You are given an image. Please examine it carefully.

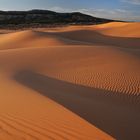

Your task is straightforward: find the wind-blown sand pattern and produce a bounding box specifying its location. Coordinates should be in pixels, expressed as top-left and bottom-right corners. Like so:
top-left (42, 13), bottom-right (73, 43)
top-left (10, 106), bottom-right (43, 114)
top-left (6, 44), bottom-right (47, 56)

top-left (0, 22), bottom-right (140, 140)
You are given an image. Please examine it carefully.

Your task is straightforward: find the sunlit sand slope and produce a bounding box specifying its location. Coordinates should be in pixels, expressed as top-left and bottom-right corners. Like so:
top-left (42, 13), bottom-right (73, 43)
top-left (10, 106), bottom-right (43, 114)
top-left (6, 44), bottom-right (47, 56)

top-left (0, 72), bottom-right (112, 140)
top-left (94, 22), bottom-right (140, 37)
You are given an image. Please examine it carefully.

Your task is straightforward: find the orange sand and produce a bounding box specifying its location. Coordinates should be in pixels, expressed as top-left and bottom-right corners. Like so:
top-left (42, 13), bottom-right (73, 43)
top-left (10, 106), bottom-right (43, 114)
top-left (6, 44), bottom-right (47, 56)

top-left (0, 22), bottom-right (140, 140)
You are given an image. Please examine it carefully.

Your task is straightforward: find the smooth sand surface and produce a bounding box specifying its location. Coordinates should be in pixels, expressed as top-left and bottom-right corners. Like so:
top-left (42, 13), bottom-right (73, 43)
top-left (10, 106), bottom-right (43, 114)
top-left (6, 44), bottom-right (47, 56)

top-left (0, 22), bottom-right (140, 140)
top-left (94, 22), bottom-right (140, 37)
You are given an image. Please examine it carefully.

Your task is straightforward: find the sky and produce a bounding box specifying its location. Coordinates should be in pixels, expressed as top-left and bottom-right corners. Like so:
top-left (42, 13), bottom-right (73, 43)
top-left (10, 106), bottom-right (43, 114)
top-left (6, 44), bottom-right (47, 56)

top-left (0, 0), bottom-right (140, 21)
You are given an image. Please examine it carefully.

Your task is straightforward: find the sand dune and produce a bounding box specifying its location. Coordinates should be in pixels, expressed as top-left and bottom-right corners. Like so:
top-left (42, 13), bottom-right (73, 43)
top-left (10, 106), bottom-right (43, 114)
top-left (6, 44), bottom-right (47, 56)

top-left (0, 72), bottom-right (111, 140)
top-left (0, 30), bottom-right (82, 50)
top-left (54, 31), bottom-right (139, 49)
top-left (0, 22), bottom-right (140, 140)
top-left (94, 22), bottom-right (140, 37)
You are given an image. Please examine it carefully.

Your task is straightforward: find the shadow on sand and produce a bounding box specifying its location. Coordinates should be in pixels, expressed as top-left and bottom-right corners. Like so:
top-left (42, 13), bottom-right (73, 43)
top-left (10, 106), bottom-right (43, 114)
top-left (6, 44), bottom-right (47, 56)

top-left (14, 70), bottom-right (140, 140)
top-left (53, 30), bottom-right (140, 49)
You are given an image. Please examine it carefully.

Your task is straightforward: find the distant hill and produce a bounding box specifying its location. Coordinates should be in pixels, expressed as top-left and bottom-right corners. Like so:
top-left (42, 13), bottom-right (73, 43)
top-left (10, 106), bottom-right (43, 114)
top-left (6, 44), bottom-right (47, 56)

top-left (0, 9), bottom-right (115, 29)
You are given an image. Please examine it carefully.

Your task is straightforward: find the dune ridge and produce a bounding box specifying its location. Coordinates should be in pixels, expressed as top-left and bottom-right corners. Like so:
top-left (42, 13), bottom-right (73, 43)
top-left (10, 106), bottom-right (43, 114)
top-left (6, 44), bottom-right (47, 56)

top-left (0, 72), bottom-right (112, 140)
top-left (0, 22), bottom-right (140, 140)
top-left (94, 22), bottom-right (140, 37)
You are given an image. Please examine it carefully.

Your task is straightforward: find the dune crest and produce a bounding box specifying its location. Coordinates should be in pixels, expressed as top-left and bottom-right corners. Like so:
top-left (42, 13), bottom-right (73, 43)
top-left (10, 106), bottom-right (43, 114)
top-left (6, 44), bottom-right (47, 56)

top-left (95, 22), bottom-right (140, 37)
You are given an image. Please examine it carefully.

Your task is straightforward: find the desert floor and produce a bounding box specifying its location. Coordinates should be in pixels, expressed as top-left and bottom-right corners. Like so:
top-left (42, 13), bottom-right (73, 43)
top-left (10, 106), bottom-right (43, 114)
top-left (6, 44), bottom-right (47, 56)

top-left (0, 22), bottom-right (140, 140)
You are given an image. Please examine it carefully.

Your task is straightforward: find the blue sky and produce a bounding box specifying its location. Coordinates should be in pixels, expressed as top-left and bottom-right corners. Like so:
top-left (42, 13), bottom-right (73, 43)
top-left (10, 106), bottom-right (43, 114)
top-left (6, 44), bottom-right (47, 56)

top-left (0, 0), bottom-right (140, 21)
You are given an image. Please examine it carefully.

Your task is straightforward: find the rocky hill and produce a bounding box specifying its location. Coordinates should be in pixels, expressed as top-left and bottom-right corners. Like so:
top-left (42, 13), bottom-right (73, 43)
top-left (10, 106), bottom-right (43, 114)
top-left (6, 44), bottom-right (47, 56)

top-left (0, 9), bottom-right (115, 29)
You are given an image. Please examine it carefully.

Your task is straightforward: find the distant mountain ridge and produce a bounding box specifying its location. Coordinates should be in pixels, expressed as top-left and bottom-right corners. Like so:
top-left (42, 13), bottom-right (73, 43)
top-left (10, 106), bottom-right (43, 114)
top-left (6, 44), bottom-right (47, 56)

top-left (0, 9), bottom-right (115, 29)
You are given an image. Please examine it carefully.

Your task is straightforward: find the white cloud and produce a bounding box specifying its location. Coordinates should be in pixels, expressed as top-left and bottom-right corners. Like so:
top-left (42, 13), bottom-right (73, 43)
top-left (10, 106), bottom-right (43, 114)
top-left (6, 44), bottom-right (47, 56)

top-left (48, 6), bottom-right (72, 13)
top-left (122, 0), bottom-right (140, 5)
